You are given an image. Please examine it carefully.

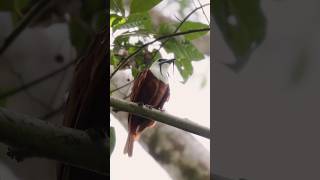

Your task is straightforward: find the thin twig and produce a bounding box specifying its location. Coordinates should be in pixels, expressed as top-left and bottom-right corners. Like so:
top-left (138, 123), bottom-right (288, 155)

top-left (110, 97), bottom-right (210, 139)
top-left (195, 0), bottom-right (210, 25)
top-left (0, 59), bottom-right (77, 100)
top-left (149, 2), bottom-right (210, 66)
top-left (110, 80), bottom-right (134, 94)
top-left (110, 27), bottom-right (210, 79)
top-left (0, 0), bottom-right (52, 56)
top-left (39, 104), bottom-right (64, 120)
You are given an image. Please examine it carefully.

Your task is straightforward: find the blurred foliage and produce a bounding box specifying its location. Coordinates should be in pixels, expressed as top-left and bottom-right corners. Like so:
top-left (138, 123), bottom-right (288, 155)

top-left (110, 0), bottom-right (209, 83)
top-left (213, 0), bottom-right (266, 72)
top-left (0, 0), bottom-right (106, 55)
top-left (110, 126), bottom-right (116, 156)
top-left (130, 0), bottom-right (162, 14)
top-left (0, 89), bottom-right (7, 107)
top-left (290, 47), bottom-right (309, 85)
top-left (179, 21), bottom-right (209, 41)
top-left (68, 0), bottom-right (105, 54)
top-left (0, 0), bottom-right (35, 24)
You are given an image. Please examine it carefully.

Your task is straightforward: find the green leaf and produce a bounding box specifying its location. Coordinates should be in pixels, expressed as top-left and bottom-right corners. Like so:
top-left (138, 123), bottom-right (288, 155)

top-left (110, 53), bottom-right (120, 66)
top-left (11, 0), bottom-right (31, 25)
top-left (213, 0), bottom-right (266, 72)
top-left (14, 0), bottom-right (30, 13)
top-left (114, 13), bottom-right (152, 31)
top-left (164, 39), bottom-right (204, 83)
top-left (113, 35), bottom-right (129, 49)
top-left (110, 0), bottom-right (125, 15)
top-left (81, 0), bottom-right (104, 22)
top-left (130, 0), bottom-right (162, 14)
top-left (179, 21), bottom-right (209, 40)
top-left (110, 14), bottom-right (126, 27)
top-left (11, 12), bottom-right (20, 25)
top-left (165, 39), bottom-right (204, 61)
top-left (95, 11), bottom-right (106, 30)
top-left (0, 98), bottom-right (6, 107)
top-left (175, 57), bottom-right (193, 83)
top-left (0, 89), bottom-right (8, 107)
top-left (80, 0), bottom-right (105, 30)
top-left (157, 23), bottom-right (177, 38)
top-left (0, 1), bottom-right (13, 11)
top-left (68, 18), bottom-right (91, 54)
top-left (132, 66), bottom-right (139, 78)
top-left (110, 127), bottom-right (116, 156)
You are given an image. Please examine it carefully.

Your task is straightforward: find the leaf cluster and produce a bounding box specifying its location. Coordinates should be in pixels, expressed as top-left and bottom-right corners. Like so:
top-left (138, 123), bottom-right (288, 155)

top-left (110, 0), bottom-right (209, 83)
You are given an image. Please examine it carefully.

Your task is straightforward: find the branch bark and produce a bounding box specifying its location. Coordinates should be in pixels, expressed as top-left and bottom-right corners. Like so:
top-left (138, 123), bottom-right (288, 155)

top-left (0, 107), bottom-right (108, 175)
top-left (110, 96), bottom-right (210, 139)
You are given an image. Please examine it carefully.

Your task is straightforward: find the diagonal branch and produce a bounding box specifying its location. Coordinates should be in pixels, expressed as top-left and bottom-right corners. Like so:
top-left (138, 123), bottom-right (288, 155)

top-left (110, 96), bottom-right (210, 139)
top-left (0, 107), bottom-right (108, 175)
top-left (0, 0), bottom-right (53, 56)
top-left (0, 59), bottom-right (77, 100)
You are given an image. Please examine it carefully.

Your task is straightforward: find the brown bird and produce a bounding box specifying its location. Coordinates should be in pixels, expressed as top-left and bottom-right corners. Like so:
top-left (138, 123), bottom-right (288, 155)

top-left (124, 58), bottom-right (175, 157)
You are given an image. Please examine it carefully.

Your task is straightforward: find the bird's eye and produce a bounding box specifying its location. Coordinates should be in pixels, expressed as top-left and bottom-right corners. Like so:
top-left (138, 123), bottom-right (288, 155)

top-left (158, 59), bottom-right (164, 62)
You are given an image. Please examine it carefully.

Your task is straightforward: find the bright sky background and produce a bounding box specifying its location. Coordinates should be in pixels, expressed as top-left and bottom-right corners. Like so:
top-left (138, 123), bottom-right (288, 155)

top-left (110, 0), bottom-right (210, 180)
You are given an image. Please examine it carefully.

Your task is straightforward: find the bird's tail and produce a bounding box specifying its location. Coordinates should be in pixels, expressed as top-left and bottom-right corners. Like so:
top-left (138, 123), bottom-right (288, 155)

top-left (123, 133), bottom-right (136, 157)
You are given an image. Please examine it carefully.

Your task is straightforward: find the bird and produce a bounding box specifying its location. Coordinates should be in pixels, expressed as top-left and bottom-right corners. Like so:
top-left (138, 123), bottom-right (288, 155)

top-left (124, 58), bottom-right (175, 157)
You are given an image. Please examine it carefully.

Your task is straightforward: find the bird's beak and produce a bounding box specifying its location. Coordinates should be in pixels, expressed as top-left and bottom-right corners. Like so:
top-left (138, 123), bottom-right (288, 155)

top-left (164, 58), bottom-right (175, 64)
top-left (159, 58), bottom-right (176, 77)
top-left (160, 58), bottom-right (176, 65)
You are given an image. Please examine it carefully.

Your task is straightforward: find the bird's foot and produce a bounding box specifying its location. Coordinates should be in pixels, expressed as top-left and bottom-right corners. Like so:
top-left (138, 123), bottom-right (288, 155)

top-left (157, 108), bottom-right (165, 112)
top-left (145, 104), bottom-right (154, 109)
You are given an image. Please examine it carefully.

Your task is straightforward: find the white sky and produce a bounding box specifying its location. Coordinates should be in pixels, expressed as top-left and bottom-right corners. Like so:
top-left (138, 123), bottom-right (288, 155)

top-left (111, 0), bottom-right (210, 180)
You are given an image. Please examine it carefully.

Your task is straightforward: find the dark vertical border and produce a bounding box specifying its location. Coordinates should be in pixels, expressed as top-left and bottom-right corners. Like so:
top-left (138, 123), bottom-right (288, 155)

top-left (105, 0), bottom-right (111, 177)
top-left (210, 2), bottom-right (214, 180)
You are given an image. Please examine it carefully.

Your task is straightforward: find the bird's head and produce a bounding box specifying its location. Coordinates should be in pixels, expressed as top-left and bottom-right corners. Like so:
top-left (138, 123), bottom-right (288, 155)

top-left (149, 58), bottom-right (175, 84)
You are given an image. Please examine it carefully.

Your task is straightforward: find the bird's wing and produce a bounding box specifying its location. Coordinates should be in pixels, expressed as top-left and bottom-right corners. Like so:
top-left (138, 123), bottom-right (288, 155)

top-left (127, 69), bottom-right (149, 130)
top-left (130, 69), bottom-right (149, 102)
top-left (157, 86), bottom-right (170, 109)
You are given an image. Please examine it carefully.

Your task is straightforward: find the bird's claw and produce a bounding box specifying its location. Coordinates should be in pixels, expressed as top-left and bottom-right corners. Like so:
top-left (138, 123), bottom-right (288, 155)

top-left (145, 104), bottom-right (153, 109)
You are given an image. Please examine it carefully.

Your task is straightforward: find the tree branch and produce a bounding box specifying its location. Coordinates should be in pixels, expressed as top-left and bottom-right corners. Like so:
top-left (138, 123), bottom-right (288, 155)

top-left (0, 107), bottom-right (108, 175)
top-left (110, 97), bottom-right (210, 139)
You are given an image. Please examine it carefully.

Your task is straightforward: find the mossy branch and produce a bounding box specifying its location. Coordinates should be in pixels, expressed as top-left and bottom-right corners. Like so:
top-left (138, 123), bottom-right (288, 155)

top-left (0, 107), bottom-right (108, 175)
